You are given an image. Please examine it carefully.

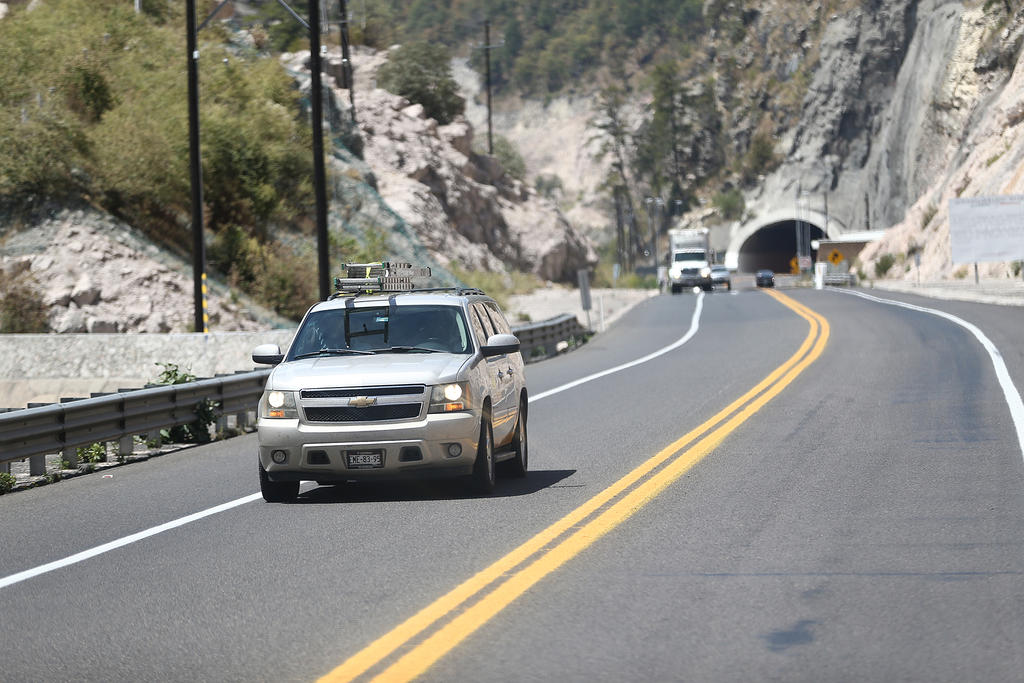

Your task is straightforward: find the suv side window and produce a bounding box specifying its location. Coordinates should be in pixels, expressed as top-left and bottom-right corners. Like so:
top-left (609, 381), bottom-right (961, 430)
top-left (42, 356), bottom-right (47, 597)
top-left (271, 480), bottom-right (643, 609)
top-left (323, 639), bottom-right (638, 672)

top-left (469, 303), bottom-right (493, 346)
top-left (483, 302), bottom-right (512, 335)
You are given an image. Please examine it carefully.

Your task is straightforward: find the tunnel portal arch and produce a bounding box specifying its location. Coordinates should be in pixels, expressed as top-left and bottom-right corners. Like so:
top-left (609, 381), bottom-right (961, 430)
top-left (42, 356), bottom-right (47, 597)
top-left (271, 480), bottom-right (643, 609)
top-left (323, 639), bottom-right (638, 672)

top-left (725, 208), bottom-right (841, 273)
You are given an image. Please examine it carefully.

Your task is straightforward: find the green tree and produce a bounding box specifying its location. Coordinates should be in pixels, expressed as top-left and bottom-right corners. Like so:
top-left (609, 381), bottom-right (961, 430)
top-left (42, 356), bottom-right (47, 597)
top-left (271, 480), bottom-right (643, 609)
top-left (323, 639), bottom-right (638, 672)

top-left (377, 42), bottom-right (465, 125)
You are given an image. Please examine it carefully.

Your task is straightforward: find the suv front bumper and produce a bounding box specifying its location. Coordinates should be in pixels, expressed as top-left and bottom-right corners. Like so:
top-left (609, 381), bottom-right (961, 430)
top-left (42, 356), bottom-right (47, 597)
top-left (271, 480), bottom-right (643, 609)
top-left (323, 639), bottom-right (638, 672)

top-left (257, 411), bottom-right (480, 482)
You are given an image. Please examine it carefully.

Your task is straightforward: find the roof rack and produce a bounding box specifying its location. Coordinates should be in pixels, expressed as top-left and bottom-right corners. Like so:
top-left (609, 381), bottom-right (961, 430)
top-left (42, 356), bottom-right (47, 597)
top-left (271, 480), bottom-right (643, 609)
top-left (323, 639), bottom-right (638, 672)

top-left (331, 262), bottom-right (432, 296)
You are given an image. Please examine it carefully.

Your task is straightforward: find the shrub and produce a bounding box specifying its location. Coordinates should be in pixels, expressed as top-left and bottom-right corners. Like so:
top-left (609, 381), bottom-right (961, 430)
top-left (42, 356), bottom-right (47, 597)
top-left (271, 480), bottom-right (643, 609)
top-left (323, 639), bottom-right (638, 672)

top-left (534, 173), bottom-right (564, 199)
top-left (874, 253), bottom-right (896, 278)
top-left (713, 189), bottom-right (745, 221)
top-left (921, 203), bottom-right (938, 230)
top-left (492, 136), bottom-right (526, 181)
top-left (152, 362), bottom-right (217, 444)
top-left (0, 472), bottom-right (15, 494)
top-left (377, 42), bottom-right (465, 125)
top-left (742, 129), bottom-right (778, 183)
top-left (0, 272), bottom-right (49, 333)
top-left (76, 442), bottom-right (107, 464)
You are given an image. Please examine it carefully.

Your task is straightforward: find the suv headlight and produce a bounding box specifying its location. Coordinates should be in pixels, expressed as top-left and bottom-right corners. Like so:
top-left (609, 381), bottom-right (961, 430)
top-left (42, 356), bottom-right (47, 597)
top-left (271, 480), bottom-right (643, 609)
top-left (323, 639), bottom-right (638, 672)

top-left (260, 390), bottom-right (298, 419)
top-left (700, 266), bottom-right (712, 278)
top-left (429, 382), bottom-right (470, 413)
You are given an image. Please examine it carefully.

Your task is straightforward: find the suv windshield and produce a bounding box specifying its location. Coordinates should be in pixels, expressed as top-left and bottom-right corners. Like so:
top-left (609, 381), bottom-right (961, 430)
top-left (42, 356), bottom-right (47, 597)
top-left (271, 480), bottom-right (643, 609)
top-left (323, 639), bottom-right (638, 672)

top-left (288, 304), bottom-right (472, 359)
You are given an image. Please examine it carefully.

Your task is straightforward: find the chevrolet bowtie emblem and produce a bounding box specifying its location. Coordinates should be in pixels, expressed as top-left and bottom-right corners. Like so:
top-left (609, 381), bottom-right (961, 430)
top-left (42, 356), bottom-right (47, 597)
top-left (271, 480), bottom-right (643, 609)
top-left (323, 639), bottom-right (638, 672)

top-left (349, 396), bottom-right (377, 407)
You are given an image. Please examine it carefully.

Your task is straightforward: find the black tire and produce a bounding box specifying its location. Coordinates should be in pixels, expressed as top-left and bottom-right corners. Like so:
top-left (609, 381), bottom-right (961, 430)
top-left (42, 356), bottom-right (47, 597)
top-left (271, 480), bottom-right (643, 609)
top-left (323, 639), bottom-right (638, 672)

top-left (470, 417), bottom-right (496, 494)
top-left (503, 400), bottom-right (528, 478)
top-left (259, 461), bottom-right (298, 503)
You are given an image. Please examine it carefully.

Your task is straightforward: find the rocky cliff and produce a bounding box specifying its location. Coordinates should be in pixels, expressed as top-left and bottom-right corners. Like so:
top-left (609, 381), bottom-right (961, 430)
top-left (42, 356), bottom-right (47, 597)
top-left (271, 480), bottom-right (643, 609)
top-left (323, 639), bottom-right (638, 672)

top-left (311, 47), bottom-right (596, 282)
top-left (0, 35), bottom-right (597, 334)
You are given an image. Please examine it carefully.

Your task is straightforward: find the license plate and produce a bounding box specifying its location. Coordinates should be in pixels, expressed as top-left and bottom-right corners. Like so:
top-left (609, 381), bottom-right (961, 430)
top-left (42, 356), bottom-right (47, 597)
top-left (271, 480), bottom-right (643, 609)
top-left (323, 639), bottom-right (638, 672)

top-left (346, 450), bottom-right (384, 469)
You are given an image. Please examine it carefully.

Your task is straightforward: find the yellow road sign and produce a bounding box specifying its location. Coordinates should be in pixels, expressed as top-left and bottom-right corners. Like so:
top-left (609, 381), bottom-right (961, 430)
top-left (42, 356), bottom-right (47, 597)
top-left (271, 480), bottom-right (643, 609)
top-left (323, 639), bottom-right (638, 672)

top-left (828, 249), bottom-right (843, 266)
top-left (790, 256), bottom-right (799, 274)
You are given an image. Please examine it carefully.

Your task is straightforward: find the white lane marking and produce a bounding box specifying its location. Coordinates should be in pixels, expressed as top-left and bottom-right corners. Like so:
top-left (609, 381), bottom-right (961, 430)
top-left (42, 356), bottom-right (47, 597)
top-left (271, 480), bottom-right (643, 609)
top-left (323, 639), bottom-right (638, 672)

top-left (840, 289), bottom-right (1024, 459)
top-left (533, 292), bottom-right (705, 402)
top-left (0, 494), bottom-right (262, 590)
top-left (1, 294), bottom-right (705, 590)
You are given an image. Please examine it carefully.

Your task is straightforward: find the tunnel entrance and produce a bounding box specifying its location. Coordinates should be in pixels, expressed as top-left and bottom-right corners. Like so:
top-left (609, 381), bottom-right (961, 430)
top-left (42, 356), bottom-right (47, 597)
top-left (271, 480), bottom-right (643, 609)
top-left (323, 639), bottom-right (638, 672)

top-left (738, 220), bottom-right (825, 273)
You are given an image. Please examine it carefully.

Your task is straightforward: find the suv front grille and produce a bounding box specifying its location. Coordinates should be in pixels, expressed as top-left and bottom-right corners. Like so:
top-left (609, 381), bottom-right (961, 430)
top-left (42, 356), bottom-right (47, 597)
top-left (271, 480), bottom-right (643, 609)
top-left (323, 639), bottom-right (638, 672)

top-left (304, 404), bottom-right (421, 422)
top-left (301, 386), bottom-right (424, 399)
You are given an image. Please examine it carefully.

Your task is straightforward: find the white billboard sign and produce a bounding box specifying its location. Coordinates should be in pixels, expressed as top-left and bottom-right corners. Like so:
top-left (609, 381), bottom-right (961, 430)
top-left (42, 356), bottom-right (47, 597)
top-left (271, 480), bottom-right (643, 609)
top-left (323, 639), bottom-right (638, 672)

top-left (948, 195), bottom-right (1024, 264)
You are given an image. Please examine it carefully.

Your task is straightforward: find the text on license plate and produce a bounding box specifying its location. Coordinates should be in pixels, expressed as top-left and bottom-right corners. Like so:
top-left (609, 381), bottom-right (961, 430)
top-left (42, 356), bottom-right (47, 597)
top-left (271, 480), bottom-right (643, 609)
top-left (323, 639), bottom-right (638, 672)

top-left (346, 450), bottom-right (383, 469)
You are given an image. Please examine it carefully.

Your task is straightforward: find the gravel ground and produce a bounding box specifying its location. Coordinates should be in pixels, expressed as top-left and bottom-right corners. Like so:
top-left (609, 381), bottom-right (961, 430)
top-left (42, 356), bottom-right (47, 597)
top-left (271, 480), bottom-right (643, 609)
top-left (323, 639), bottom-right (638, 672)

top-left (505, 285), bottom-right (658, 332)
top-left (867, 278), bottom-right (1024, 306)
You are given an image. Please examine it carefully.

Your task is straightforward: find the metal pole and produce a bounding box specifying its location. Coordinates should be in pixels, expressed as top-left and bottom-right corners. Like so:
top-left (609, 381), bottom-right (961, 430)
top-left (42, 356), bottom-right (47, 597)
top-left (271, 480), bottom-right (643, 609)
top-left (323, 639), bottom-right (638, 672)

top-left (485, 20), bottom-right (493, 155)
top-left (338, 0), bottom-right (356, 122)
top-left (794, 183), bottom-right (802, 274)
top-left (309, 0), bottom-right (331, 301)
top-left (186, 0), bottom-right (208, 334)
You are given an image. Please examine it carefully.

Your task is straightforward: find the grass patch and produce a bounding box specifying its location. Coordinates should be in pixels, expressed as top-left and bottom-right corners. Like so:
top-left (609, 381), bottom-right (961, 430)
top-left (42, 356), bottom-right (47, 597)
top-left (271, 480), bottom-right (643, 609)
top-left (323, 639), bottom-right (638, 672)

top-left (448, 266), bottom-right (542, 310)
top-left (874, 253), bottom-right (896, 278)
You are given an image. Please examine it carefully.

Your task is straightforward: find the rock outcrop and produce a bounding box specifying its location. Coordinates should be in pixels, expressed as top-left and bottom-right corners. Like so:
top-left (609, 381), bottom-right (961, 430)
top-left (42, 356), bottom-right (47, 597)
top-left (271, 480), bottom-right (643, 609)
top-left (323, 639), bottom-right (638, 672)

top-left (0, 204), bottom-right (287, 333)
top-left (285, 47), bottom-right (597, 284)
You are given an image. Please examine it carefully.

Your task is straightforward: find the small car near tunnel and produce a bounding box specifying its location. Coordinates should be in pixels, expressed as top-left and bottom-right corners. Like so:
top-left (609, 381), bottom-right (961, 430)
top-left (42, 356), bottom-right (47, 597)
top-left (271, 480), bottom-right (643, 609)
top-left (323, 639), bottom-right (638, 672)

top-left (755, 269), bottom-right (775, 287)
top-left (251, 263), bottom-right (528, 503)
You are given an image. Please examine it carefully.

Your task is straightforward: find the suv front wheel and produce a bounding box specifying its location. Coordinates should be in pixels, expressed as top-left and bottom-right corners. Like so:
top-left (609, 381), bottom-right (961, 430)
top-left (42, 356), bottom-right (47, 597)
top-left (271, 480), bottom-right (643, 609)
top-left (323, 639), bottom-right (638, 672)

top-left (260, 461), bottom-right (299, 503)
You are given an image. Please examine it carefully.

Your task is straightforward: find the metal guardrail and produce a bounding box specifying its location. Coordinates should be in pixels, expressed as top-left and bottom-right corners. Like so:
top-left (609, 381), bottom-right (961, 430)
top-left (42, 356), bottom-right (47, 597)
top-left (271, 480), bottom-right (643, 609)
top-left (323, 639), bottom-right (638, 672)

top-left (0, 371), bottom-right (270, 469)
top-left (824, 273), bottom-right (858, 286)
top-left (512, 314), bottom-right (592, 361)
top-left (0, 315), bottom-right (590, 468)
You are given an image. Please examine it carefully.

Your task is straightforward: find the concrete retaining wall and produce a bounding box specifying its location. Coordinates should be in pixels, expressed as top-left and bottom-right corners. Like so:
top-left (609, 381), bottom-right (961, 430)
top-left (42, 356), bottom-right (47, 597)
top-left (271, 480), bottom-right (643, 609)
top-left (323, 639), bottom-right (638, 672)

top-left (1, 330), bottom-right (295, 409)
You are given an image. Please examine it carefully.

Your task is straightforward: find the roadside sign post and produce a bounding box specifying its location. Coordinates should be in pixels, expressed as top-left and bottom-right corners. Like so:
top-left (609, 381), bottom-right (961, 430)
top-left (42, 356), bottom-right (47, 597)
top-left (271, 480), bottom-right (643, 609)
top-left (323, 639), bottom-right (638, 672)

top-left (578, 269), bottom-right (592, 330)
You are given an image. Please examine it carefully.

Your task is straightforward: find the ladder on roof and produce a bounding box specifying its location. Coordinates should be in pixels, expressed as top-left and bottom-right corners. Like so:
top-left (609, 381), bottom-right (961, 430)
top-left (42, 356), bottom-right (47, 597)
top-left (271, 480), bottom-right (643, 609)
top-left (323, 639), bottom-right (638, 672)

top-left (332, 262), bottom-right (432, 294)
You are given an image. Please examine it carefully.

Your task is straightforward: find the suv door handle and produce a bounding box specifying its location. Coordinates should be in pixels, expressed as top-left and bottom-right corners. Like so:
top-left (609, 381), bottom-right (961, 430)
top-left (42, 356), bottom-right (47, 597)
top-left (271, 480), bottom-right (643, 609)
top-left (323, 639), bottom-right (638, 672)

top-left (497, 370), bottom-right (505, 380)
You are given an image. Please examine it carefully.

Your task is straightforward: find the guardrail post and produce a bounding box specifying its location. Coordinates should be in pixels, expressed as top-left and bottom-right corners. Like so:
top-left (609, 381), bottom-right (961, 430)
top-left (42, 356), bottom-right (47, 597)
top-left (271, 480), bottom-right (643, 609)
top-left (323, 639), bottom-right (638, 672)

top-left (63, 445), bottom-right (78, 469)
top-left (0, 461), bottom-right (9, 475)
top-left (29, 455), bottom-right (45, 476)
top-left (119, 436), bottom-right (134, 459)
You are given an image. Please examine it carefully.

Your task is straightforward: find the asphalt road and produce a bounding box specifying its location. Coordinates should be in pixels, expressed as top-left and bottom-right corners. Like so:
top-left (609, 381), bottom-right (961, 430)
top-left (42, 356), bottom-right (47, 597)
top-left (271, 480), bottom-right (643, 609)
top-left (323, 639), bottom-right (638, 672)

top-left (2, 283), bottom-right (1023, 682)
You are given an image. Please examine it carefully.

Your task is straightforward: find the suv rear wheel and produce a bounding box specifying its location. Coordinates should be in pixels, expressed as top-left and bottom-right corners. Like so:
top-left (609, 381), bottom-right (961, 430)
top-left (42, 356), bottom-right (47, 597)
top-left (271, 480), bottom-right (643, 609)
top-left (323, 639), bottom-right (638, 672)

top-left (503, 401), bottom-right (528, 478)
top-left (259, 461), bottom-right (299, 503)
top-left (470, 418), bottom-right (495, 494)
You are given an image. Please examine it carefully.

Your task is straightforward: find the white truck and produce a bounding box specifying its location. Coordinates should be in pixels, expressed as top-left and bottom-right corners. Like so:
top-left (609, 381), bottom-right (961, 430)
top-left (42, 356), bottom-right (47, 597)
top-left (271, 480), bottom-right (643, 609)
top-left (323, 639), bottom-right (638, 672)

top-left (667, 228), bottom-right (713, 293)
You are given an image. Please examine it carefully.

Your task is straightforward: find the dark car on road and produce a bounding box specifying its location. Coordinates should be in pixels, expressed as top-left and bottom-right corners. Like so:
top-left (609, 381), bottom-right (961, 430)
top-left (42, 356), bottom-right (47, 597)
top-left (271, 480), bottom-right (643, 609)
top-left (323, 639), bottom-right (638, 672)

top-left (755, 269), bottom-right (775, 287)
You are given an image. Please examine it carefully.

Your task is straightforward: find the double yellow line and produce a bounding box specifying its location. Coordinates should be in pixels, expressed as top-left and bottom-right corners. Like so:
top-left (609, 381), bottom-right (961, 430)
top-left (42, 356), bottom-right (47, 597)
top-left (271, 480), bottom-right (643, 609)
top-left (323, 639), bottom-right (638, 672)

top-left (320, 290), bottom-right (829, 682)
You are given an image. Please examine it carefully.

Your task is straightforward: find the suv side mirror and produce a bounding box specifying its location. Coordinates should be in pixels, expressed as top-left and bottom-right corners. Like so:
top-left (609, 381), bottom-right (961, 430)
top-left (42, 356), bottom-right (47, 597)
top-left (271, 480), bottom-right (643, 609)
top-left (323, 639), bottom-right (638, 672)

top-left (481, 333), bottom-right (520, 357)
top-left (252, 343), bottom-right (284, 365)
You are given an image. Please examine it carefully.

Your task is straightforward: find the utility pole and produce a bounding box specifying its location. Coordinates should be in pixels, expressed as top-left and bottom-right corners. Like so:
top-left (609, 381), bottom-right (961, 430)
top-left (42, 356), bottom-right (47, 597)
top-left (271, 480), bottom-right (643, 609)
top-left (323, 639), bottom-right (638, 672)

top-left (186, 0), bottom-right (208, 334)
top-left (485, 20), bottom-right (493, 154)
top-left (338, 0), bottom-right (356, 122)
top-left (309, 0), bottom-right (330, 300)
top-left (475, 21), bottom-right (502, 155)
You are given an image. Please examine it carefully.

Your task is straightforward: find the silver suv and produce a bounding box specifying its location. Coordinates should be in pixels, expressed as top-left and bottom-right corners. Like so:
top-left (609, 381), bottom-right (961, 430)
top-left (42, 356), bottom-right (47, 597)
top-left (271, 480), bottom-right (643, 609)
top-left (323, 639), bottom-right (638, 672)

top-left (251, 264), bottom-right (528, 502)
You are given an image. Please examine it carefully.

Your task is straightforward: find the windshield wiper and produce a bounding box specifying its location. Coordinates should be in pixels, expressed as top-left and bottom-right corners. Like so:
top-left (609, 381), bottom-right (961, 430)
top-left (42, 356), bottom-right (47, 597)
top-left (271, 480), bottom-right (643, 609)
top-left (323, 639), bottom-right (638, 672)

top-left (372, 346), bottom-right (439, 354)
top-left (293, 348), bottom-right (376, 360)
